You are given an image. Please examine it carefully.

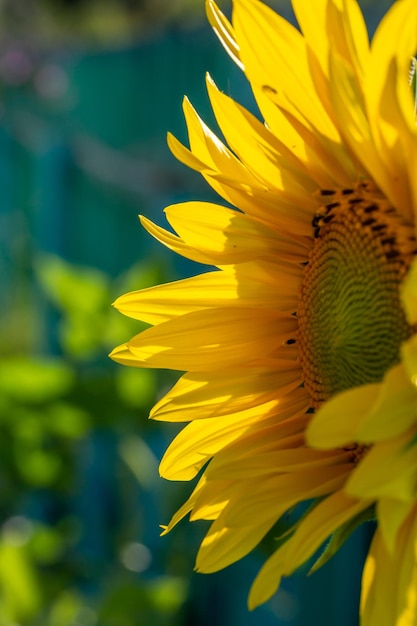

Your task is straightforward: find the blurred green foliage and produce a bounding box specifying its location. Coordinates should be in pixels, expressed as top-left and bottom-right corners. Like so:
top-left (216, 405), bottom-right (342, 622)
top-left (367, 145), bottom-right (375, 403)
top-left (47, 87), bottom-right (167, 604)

top-left (0, 254), bottom-right (191, 625)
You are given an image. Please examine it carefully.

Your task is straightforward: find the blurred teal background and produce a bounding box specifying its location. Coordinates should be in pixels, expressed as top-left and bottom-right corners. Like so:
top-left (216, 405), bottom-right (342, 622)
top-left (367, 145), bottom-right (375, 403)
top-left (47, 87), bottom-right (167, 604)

top-left (1, 1), bottom-right (393, 624)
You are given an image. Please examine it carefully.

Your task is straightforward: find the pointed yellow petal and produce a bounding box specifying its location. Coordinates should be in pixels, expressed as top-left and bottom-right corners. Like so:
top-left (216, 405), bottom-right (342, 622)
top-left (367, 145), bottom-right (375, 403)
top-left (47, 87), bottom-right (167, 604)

top-left (164, 202), bottom-right (309, 263)
top-left (169, 130), bottom-right (299, 226)
top-left (183, 95), bottom-right (256, 183)
top-left (291, 0), bottom-right (329, 70)
top-left (139, 215), bottom-right (216, 266)
top-left (126, 307), bottom-right (297, 372)
top-left (248, 488), bottom-right (366, 609)
top-left (308, 358), bottom-right (417, 450)
top-left (196, 517), bottom-right (275, 573)
top-left (160, 475), bottom-right (207, 535)
top-left (205, 74), bottom-right (316, 232)
top-left (232, 0), bottom-right (335, 140)
top-left (160, 394), bottom-right (309, 480)
top-left (109, 343), bottom-right (145, 367)
top-left (206, 3), bottom-right (335, 188)
top-left (159, 409), bottom-right (275, 481)
top-left (206, 0), bottom-right (244, 71)
top-left (172, 98), bottom-right (305, 220)
top-left (190, 478), bottom-right (237, 521)
top-left (221, 465), bottom-right (351, 528)
top-left (282, 491), bottom-right (370, 577)
top-left (113, 270), bottom-right (234, 324)
top-left (160, 389), bottom-right (308, 480)
top-left (113, 264), bottom-right (300, 325)
top-left (196, 465), bottom-right (351, 574)
top-left (233, 0), bottom-right (359, 186)
top-left (151, 365), bottom-right (302, 422)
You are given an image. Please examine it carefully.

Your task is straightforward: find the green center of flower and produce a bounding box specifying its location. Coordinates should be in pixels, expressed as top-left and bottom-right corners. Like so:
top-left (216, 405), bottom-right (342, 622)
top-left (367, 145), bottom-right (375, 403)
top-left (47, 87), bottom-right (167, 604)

top-left (298, 183), bottom-right (416, 408)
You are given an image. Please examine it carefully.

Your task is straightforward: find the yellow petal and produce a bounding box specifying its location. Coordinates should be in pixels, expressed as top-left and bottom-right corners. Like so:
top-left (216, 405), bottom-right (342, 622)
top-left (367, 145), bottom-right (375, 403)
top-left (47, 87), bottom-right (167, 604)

top-left (113, 270), bottom-right (235, 324)
top-left (171, 99), bottom-right (303, 220)
top-left (139, 215), bottom-right (216, 266)
top-left (347, 432), bottom-right (417, 502)
top-left (208, 446), bottom-right (349, 480)
top-left (368, 0), bottom-right (417, 133)
top-left (248, 488), bottom-right (366, 609)
top-left (183, 95), bottom-right (256, 183)
top-left (327, 0), bottom-right (369, 79)
top-left (282, 491), bottom-right (370, 576)
top-left (206, 74), bottom-right (316, 232)
top-left (377, 498), bottom-right (416, 556)
top-left (159, 408), bottom-right (277, 481)
top-left (206, 0), bottom-right (244, 71)
top-left (166, 131), bottom-right (209, 173)
top-left (220, 465), bottom-right (351, 528)
top-left (196, 516), bottom-right (276, 573)
top-left (293, 0), bottom-right (369, 80)
top-left (364, 0), bottom-right (417, 220)
top-left (233, 0), bottom-right (358, 186)
top-left (151, 365), bottom-right (302, 422)
top-left (168, 130), bottom-right (288, 225)
top-left (291, 0), bottom-right (329, 71)
top-left (160, 475), bottom-right (207, 535)
top-left (328, 51), bottom-right (382, 183)
top-left (164, 202), bottom-right (309, 264)
top-left (161, 475), bottom-right (242, 534)
top-left (307, 383), bottom-right (380, 449)
top-left (357, 364), bottom-right (417, 442)
top-left (160, 396), bottom-right (310, 480)
top-left (196, 465), bottom-right (351, 574)
top-left (113, 263), bottom-right (300, 325)
top-left (205, 0), bottom-right (338, 188)
top-left (308, 355), bottom-right (417, 450)
top-left (248, 545), bottom-right (288, 609)
top-left (360, 506), bottom-right (417, 626)
top-left (109, 343), bottom-right (145, 367)
top-left (126, 307), bottom-right (297, 372)
top-left (233, 0), bottom-right (335, 140)
top-left (203, 2), bottom-right (347, 188)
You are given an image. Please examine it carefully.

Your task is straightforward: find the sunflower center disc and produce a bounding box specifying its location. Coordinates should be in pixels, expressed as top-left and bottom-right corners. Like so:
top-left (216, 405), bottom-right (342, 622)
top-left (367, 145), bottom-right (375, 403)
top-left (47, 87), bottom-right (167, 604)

top-left (298, 184), bottom-right (416, 409)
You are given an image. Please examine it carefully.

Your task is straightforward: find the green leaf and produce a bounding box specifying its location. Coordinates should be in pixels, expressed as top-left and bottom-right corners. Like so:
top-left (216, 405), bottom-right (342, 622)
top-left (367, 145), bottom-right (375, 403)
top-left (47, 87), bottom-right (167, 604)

top-left (148, 576), bottom-right (188, 614)
top-left (36, 254), bottom-right (110, 316)
top-left (0, 538), bottom-right (41, 621)
top-left (0, 358), bottom-right (74, 404)
top-left (115, 367), bottom-right (156, 409)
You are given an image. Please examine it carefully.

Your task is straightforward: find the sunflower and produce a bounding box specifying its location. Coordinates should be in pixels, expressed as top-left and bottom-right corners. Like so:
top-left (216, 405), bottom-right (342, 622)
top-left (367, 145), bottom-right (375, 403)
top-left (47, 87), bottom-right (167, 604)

top-left (110, 0), bottom-right (417, 623)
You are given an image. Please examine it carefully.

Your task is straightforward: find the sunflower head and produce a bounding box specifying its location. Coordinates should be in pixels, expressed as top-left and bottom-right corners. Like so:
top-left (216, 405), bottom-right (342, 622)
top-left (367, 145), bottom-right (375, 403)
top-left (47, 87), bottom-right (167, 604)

top-left (299, 181), bottom-right (416, 408)
top-left (111, 1), bottom-right (417, 623)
